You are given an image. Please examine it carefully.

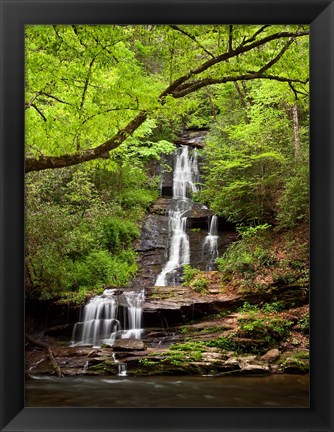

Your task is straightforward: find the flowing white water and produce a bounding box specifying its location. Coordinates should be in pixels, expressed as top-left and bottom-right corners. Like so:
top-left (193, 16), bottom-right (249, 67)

top-left (155, 146), bottom-right (199, 286)
top-left (112, 353), bottom-right (128, 376)
top-left (203, 215), bottom-right (219, 267)
top-left (70, 289), bottom-right (144, 347)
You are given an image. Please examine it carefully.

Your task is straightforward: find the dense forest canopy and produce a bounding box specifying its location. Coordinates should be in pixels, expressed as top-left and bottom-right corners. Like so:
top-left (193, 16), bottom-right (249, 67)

top-left (25, 25), bottom-right (309, 303)
top-left (25, 24), bottom-right (308, 171)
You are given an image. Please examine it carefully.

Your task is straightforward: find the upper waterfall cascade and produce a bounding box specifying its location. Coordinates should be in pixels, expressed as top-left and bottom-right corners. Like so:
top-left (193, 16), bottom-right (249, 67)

top-left (155, 146), bottom-right (198, 286)
top-left (155, 145), bottom-right (220, 286)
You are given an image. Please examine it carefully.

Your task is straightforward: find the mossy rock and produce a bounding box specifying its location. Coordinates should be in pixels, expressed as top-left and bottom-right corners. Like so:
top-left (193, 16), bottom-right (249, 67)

top-left (87, 360), bottom-right (118, 375)
top-left (281, 355), bottom-right (309, 374)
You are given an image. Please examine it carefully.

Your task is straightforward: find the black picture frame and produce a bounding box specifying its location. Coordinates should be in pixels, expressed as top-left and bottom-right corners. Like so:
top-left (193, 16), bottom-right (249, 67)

top-left (1, 1), bottom-right (333, 431)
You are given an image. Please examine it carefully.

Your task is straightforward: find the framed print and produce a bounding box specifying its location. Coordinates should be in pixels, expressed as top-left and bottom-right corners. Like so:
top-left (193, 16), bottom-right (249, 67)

top-left (0, 0), bottom-right (333, 431)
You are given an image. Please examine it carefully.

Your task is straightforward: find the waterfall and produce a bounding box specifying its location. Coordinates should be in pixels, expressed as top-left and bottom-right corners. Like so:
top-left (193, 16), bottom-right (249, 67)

top-left (70, 289), bottom-right (144, 347)
top-left (155, 146), bottom-right (198, 286)
top-left (203, 215), bottom-right (219, 268)
top-left (112, 353), bottom-right (127, 376)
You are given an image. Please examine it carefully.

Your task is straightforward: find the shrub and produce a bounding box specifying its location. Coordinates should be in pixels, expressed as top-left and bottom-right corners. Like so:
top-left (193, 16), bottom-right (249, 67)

top-left (190, 276), bottom-right (209, 294)
top-left (238, 316), bottom-right (293, 341)
top-left (121, 188), bottom-right (158, 209)
top-left (262, 301), bottom-right (285, 313)
top-left (101, 218), bottom-right (139, 250)
top-left (182, 265), bottom-right (201, 285)
top-left (237, 302), bottom-right (259, 313)
top-left (299, 313), bottom-right (309, 334)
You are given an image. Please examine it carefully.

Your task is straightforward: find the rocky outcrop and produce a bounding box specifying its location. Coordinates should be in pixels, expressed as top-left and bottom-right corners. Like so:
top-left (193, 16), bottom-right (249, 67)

top-left (134, 199), bottom-right (237, 289)
top-left (142, 283), bottom-right (309, 328)
top-left (113, 338), bottom-right (146, 351)
top-left (174, 130), bottom-right (208, 148)
top-left (25, 345), bottom-right (275, 377)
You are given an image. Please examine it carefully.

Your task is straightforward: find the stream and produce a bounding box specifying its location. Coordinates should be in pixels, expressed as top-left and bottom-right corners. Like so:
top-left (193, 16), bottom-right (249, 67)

top-left (26, 374), bottom-right (309, 408)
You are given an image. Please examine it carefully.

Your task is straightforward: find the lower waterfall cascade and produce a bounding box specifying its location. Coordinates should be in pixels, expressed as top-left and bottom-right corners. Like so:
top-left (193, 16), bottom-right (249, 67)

top-left (71, 289), bottom-right (144, 347)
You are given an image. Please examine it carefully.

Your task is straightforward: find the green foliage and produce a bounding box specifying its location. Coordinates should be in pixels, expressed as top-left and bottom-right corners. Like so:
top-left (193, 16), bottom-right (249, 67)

top-left (238, 301), bottom-right (285, 313)
top-left (298, 313), bottom-right (309, 334)
top-left (164, 342), bottom-right (205, 365)
top-left (262, 301), bottom-right (285, 313)
top-left (138, 358), bottom-right (159, 367)
top-left (205, 336), bottom-right (237, 351)
top-left (293, 350), bottom-right (309, 360)
top-left (215, 223), bottom-right (282, 285)
top-left (25, 164), bottom-right (156, 303)
top-left (182, 265), bottom-right (201, 285)
top-left (278, 160), bottom-right (309, 228)
top-left (182, 265), bottom-right (210, 294)
top-left (198, 77), bottom-right (309, 227)
top-left (100, 218), bottom-right (139, 250)
top-left (190, 276), bottom-right (209, 294)
top-left (237, 302), bottom-right (259, 313)
top-left (238, 316), bottom-right (294, 341)
top-left (170, 341), bottom-right (207, 352)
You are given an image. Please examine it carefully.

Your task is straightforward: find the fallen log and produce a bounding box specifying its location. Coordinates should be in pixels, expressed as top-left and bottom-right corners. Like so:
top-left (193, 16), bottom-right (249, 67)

top-left (25, 333), bottom-right (63, 377)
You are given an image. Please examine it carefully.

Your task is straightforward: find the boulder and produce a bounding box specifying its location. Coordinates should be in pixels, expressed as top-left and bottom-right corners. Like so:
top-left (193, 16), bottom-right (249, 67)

top-left (239, 363), bottom-right (270, 375)
top-left (282, 356), bottom-right (309, 374)
top-left (261, 348), bottom-right (281, 363)
top-left (112, 338), bottom-right (146, 351)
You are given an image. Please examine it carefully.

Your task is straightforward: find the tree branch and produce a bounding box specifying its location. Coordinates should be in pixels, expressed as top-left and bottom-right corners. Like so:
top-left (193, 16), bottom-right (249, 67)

top-left (169, 25), bottom-right (215, 58)
top-left (30, 104), bottom-right (47, 121)
top-left (172, 37), bottom-right (304, 98)
top-left (25, 110), bottom-right (148, 172)
top-left (160, 30), bottom-right (308, 98)
top-left (241, 25), bottom-right (271, 46)
top-left (172, 74), bottom-right (309, 98)
top-left (228, 25), bottom-right (233, 52)
top-left (257, 37), bottom-right (296, 74)
top-left (39, 92), bottom-right (72, 105)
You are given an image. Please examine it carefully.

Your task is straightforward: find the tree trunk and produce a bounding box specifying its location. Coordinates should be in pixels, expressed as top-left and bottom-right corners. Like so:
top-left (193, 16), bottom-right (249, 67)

top-left (25, 333), bottom-right (64, 377)
top-left (292, 103), bottom-right (301, 158)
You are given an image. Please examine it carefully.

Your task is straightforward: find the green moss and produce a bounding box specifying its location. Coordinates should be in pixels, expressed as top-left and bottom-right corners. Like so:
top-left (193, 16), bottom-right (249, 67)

top-left (238, 316), bottom-right (294, 341)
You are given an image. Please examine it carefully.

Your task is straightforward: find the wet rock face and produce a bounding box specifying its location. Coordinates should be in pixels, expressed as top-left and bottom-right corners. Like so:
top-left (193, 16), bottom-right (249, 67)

top-left (175, 129), bottom-right (208, 148)
top-left (134, 199), bottom-right (237, 288)
top-left (136, 214), bottom-right (170, 252)
top-left (132, 214), bottom-right (169, 289)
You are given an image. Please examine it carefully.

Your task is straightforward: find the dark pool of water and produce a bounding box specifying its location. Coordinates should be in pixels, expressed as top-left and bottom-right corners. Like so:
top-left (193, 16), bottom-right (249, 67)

top-left (25, 374), bottom-right (309, 408)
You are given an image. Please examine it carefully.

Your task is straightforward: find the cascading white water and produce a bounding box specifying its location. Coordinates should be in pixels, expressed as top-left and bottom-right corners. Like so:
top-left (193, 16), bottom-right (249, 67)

top-left (203, 215), bottom-right (219, 267)
top-left (155, 146), bottom-right (198, 286)
top-left (112, 353), bottom-right (128, 376)
top-left (122, 290), bottom-right (144, 339)
top-left (70, 289), bottom-right (144, 347)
